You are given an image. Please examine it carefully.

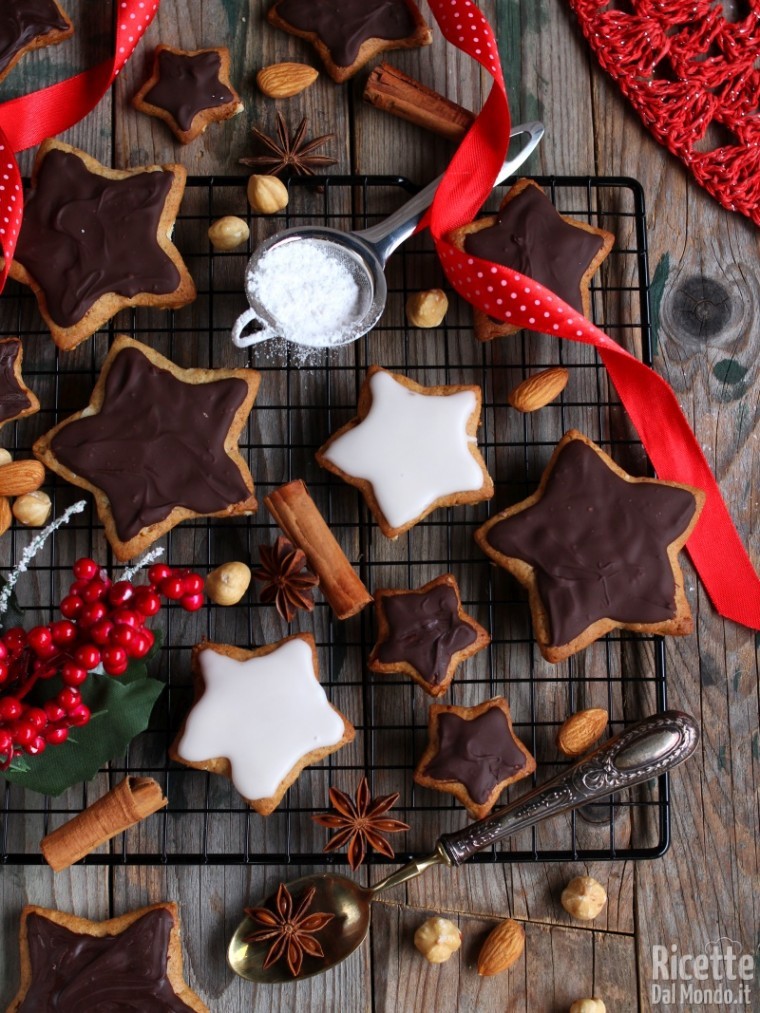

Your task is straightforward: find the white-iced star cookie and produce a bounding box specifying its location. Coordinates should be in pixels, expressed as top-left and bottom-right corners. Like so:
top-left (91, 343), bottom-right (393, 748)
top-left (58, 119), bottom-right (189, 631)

top-left (316, 366), bottom-right (493, 538)
top-left (169, 635), bottom-right (355, 815)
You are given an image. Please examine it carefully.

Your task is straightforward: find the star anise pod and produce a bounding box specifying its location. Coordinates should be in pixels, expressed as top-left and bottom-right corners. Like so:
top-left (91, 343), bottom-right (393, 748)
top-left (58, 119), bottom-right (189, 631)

top-left (312, 776), bottom-right (410, 871)
top-left (252, 536), bottom-right (319, 621)
top-left (239, 112), bottom-right (338, 177)
top-left (244, 882), bottom-right (334, 977)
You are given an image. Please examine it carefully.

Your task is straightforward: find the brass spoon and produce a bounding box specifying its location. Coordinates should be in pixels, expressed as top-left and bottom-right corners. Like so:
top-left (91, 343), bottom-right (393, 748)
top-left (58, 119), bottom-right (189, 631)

top-left (228, 711), bottom-right (698, 983)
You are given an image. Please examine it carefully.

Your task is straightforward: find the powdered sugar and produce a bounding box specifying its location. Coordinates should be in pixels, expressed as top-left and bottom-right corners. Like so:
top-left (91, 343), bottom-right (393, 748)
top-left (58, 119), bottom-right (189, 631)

top-left (247, 238), bottom-right (365, 348)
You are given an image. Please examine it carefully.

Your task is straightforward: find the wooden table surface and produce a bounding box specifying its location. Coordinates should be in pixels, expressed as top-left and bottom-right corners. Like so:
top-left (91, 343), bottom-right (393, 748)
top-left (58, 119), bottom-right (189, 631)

top-left (0, 3), bottom-right (757, 1011)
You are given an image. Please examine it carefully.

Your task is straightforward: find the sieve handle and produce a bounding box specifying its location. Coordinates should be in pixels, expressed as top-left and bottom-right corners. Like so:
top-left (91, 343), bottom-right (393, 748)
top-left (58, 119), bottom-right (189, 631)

top-left (353, 120), bottom-right (544, 265)
top-left (231, 307), bottom-right (279, 349)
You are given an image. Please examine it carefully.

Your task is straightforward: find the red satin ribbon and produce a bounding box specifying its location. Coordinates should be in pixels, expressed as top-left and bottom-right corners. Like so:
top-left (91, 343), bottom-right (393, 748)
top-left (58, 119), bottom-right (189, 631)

top-left (0, 0), bottom-right (159, 285)
top-left (426, 0), bottom-right (760, 630)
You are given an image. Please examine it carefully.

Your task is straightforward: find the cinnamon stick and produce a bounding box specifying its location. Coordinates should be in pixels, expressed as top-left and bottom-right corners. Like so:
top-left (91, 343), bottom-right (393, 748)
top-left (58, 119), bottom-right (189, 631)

top-left (264, 480), bottom-right (372, 620)
top-left (40, 776), bottom-right (167, 872)
top-left (363, 63), bottom-right (476, 142)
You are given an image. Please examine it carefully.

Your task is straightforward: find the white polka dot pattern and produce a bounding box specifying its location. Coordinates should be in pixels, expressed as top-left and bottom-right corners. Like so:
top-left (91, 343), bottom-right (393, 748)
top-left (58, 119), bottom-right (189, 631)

top-left (0, 0), bottom-right (159, 287)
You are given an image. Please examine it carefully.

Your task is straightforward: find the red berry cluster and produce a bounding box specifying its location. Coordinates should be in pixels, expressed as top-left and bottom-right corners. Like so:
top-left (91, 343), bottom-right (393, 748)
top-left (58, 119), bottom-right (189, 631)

top-left (0, 558), bottom-right (204, 766)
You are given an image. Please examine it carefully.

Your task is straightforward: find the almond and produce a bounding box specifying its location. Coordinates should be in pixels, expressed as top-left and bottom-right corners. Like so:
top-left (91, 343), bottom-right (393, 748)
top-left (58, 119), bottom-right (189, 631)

top-left (507, 366), bottom-right (569, 412)
top-left (257, 62), bottom-right (319, 98)
top-left (477, 918), bottom-right (525, 976)
top-left (0, 459), bottom-right (45, 497)
top-left (0, 496), bottom-right (11, 537)
top-left (557, 708), bottom-right (609, 757)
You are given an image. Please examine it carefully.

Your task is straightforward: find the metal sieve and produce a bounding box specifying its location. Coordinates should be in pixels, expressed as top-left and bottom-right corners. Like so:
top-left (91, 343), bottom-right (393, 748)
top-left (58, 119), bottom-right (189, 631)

top-left (231, 121), bottom-right (544, 350)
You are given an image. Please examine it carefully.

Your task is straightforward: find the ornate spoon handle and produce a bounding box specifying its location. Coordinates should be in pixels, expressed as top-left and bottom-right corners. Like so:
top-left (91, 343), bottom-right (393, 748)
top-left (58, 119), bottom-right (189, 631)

top-left (437, 711), bottom-right (698, 867)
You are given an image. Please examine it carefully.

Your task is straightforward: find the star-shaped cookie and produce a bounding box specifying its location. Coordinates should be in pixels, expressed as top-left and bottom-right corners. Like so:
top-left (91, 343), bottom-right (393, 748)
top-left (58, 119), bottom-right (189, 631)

top-left (316, 366), bottom-right (493, 538)
top-left (170, 635), bottom-right (355, 815)
top-left (9, 139), bottom-right (196, 351)
top-left (8, 903), bottom-right (207, 1012)
top-left (33, 336), bottom-right (260, 561)
top-left (369, 573), bottom-right (490, 697)
top-left (0, 0), bottom-right (73, 84)
top-left (448, 178), bottom-right (614, 342)
top-left (133, 45), bottom-right (244, 144)
top-left (268, 0), bottom-right (432, 83)
top-left (475, 430), bottom-right (705, 663)
top-left (414, 698), bottom-right (535, 819)
top-left (0, 337), bottom-right (39, 429)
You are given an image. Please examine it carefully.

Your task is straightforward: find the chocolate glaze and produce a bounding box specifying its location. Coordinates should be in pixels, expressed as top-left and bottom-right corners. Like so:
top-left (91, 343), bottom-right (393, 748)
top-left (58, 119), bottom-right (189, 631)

top-left (463, 184), bottom-right (604, 313)
top-left (20, 909), bottom-right (196, 1012)
top-left (14, 148), bottom-right (181, 328)
top-left (485, 439), bottom-right (697, 646)
top-left (276, 0), bottom-right (416, 67)
top-left (0, 0), bottom-right (68, 75)
top-left (423, 706), bottom-right (527, 804)
top-left (377, 584), bottom-right (477, 686)
top-left (144, 49), bottom-right (235, 132)
top-left (0, 339), bottom-right (31, 423)
top-left (50, 346), bottom-right (251, 541)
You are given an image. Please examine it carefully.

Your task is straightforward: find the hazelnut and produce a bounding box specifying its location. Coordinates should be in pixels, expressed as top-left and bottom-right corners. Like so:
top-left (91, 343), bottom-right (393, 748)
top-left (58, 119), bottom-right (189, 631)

top-left (561, 876), bottom-right (607, 921)
top-left (205, 561), bottom-right (252, 606)
top-left (247, 174), bottom-right (289, 215)
top-left (413, 916), bottom-right (462, 963)
top-left (0, 448), bottom-right (12, 466)
top-left (405, 288), bottom-right (449, 328)
top-left (570, 1001), bottom-right (606, 1013)
top-left (208, 216), bottom-right (250, 251)
top-left (13, 490), bottom-right (52, 527)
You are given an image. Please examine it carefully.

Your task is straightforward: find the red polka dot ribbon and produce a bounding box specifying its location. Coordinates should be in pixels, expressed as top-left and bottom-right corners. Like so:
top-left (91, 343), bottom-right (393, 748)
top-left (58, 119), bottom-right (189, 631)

top-left (0, 0), bottom-right (159, 287)
top-left (426, 0), bottom-right (760, 630)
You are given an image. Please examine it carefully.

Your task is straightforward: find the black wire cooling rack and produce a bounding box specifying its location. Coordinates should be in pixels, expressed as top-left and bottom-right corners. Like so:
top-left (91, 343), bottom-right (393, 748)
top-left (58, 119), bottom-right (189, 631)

top-left (0, 173), bottom-right (669, 866)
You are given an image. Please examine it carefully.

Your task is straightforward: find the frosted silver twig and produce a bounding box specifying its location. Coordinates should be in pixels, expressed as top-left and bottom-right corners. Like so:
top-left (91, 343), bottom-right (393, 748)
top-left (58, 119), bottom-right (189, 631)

top-left (0, 500), bottom-right (87, 619)
top-left (120, 546), bottom-right (165, 583)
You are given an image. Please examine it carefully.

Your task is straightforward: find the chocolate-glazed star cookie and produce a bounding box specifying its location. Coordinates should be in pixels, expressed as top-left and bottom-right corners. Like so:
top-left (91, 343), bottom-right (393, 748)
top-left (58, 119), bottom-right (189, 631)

top-left (414, 698), bottom-right (535, 819)
top-left (0, 0), bottom-right (73, 84)
top-left (0, 337), bottom-right (39, 429)
top-left (8, 903), bottom-right (207, 1012)
top-left (448, 178), bottom-right (614, 343)
top-left (133, 45), bottom-right (243, 144)
top-left (268, 0), bottom-right (432, 83)
top-left (475, 430), bottom-right (705, 663)
top-left (369, 573), bottom-right (490, 697)
top-left (33, 336), bottom-right (260, 561)
top-left (8, 139), bottom-right (196, 351)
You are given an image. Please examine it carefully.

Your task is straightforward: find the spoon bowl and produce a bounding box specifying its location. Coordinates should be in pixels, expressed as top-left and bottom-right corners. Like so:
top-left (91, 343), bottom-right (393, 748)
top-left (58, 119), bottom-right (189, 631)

top-left (227, 873), bottom-right (372, 983)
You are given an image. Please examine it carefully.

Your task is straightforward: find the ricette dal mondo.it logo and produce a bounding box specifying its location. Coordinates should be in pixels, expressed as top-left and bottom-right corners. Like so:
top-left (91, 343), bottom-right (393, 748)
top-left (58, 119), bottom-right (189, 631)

top-left (650, 938), bottom-right (755, 1008)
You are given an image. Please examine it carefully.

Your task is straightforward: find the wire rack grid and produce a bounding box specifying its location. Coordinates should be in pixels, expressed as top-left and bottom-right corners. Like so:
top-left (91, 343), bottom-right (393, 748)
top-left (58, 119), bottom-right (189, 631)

top-left (0, 173), bottom-right (668, 867)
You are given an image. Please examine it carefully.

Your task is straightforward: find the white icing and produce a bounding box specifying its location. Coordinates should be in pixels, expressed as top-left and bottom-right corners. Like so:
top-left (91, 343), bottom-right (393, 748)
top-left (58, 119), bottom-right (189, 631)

top-left (176, 638), bottom-right (346, 801)
top-left (322, 370), bottom-right (485, 530)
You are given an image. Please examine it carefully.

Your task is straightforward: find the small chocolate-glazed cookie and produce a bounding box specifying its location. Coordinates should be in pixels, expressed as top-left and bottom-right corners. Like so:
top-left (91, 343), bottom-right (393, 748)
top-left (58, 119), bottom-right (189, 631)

top-left (448, 178), bottom-right (614, 342)
top-left (475, 430), bottom-right (705, 662)
top-left (0, 338), bottom-right (39, 429)
top-left (414, 697), bottom-right (535, 819)
top-left (369, 573), bottom-right (490, 697)
top-left (0, 0), bottom-right (73, 84)
top-left (133, 45), bottom-right (244, 144)
top-left (267, 0), bottom-right (432, 83)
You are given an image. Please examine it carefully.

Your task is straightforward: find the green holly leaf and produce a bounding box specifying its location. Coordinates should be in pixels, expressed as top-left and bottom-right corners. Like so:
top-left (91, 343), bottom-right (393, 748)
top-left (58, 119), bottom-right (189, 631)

top-left (0, 577), bottom-right (25, 632)
top-left (2, 631), bottom-right (166, 796)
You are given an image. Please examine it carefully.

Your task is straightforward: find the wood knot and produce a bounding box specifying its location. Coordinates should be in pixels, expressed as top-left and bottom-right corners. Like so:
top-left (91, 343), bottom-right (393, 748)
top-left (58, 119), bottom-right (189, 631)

top-left (669, 276), bottom-right (731, 340)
